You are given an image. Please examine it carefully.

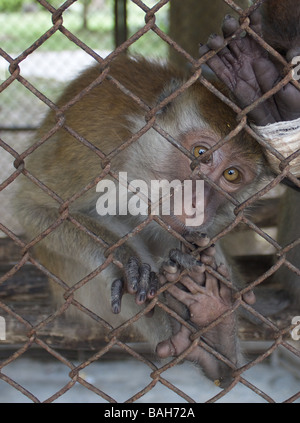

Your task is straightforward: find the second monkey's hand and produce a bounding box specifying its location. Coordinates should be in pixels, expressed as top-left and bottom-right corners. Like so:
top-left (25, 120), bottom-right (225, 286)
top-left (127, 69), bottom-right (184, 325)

top-left (199, 12), bottom-right (300, 126)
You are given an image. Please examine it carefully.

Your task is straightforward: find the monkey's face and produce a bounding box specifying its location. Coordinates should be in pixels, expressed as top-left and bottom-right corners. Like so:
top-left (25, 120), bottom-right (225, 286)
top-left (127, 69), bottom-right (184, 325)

top-left (156, 128), bottom-right (260, 236)
top-left (115, 82), bottom-right (264, 236)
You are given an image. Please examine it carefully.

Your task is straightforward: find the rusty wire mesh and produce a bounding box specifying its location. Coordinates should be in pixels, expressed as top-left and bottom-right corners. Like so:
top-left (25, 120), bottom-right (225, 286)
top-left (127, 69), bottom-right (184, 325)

top-left (0, 0), bottom-right (300, 403)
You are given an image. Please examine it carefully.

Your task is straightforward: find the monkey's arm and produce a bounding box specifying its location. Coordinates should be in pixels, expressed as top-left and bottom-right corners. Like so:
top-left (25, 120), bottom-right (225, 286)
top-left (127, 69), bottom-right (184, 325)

top-left (23, 205), bottom-right (159, 305)
top-left (199, 12), bottom-right (300, 126)
top-left (152, 239), bottom-right (256, 388)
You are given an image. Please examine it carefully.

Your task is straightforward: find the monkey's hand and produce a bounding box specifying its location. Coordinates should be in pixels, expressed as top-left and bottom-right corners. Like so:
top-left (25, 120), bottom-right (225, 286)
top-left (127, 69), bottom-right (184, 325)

top-left (111, 257), bottom-right (158, 314)
top-left (156, 245), bottom-right (255, 388)
top-left (199, 12), bottom-right (300, 126)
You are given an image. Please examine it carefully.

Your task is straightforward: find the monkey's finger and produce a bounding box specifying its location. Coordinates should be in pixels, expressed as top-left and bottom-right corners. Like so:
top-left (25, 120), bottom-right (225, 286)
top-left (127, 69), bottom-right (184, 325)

top-left (222, 14), bottom-right (257, 58)
top-left (139, 271), bottom-right (158, 317)
top-left (163, 269), bottom-right (181, 282)
top-left (124, 256), bottom-right (140, 294)
top-left (199, 41), bottom-right (232, 73)
top-left (181, 275), bottom-right (207, 294)
top-left (162, 259), bottom-right (179, 274)
top-left (217, 263), bottom-right (230, 278)
top-left (221, 14), bottom-right (240, 38)
top-left (217, 264), bottom-right (233, 304)
top-left (156, 338), bottom-right (176, 358)
top-left (147, 272), bottom-right (159, 299)
top-left (187, 264), bottom-right (206, 284)
top-left (199, 43), bottom-right (211, 58)
top-left (162, 256), bottom-right (182, 283)
top-left (201, 244), bottom-right (216, 257)
top-left (135, 263), bottom-right (151, 305)
top-left (207, 34), bottom-right (236, 67)
top-left (248, 59), bottom-right (283, 123)
top-left (274, 81), bottom-right (300, 121)
top-left (166, 284), bottom-right (194, 307)
top-left (205, 272), bottom-right (219, 297)
top-left (249, 8), bottom-right (263, 36)
top-left (200, 253), bottom-right (216, 268)
top-left (242, 290), bottom-right (256, 305)
top-left (111, 278), bottom-right (124, 314)
top-left (200, 255), bottom-right (214, 266)
top-left (253, 60), bottom-right (282, 94)
top-left (158, 273), bottom-right (167, 285)
top-left (184, 232), bottom-right (210, 248)
top-left (169, 248), bottom-right (202, 269)
top-left (156, 326), bottom-right (192, 359)
top-left (199, 43), bottom-right (237, 91)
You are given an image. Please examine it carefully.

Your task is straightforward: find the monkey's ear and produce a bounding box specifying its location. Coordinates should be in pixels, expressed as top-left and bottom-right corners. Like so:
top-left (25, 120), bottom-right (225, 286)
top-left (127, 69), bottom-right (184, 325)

top-left (156, 78), bottom-right (183, 115)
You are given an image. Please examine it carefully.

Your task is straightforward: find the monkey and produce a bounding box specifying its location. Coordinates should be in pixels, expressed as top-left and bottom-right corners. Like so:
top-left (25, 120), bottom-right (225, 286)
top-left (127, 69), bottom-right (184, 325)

top-left (16, 54), bottom-right (260, 388)
top-left (198, 0), bottom-right (300, 308)
top-left (14, 0), bottom-right (300, 389)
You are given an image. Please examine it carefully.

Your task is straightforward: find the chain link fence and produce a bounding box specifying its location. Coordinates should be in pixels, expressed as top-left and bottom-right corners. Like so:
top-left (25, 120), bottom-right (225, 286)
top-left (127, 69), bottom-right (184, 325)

top-left (0, 0), bottom-right (300, 403)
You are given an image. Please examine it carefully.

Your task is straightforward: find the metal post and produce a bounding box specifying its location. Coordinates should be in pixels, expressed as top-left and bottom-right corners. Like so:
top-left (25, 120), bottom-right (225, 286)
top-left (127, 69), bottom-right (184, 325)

top-left (114, 0), bottom-right (127, 48)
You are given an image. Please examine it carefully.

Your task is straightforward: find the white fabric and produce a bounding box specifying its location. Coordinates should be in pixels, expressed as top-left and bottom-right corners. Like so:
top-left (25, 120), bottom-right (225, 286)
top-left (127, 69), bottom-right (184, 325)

top-left (251, 117), bottom-right (300, 177)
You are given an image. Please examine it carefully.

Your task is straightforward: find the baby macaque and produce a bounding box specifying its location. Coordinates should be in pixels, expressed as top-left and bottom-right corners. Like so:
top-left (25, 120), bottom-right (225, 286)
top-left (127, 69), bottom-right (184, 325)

top-left (15, 0), bottom-right (300, 389)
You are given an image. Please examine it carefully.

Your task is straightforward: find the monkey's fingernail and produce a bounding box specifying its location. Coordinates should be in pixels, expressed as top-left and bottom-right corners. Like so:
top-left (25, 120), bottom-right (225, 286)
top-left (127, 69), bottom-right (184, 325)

top-left (163, 259), bottom-right (178, 274)
top-left (149, 288), bottom-right (156, 297)
top-left (138, 293), bottom-right (146, 303)
top-left (208, 33), bottom-right (218, 39)
top-left (112, 303), bottom-right (120, 314)
top-left (224, 14), bottom-right (232, 20)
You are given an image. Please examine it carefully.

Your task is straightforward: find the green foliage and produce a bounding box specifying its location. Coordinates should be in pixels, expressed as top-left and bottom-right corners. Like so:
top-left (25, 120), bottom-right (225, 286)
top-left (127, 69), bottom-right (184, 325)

top-left (0, 0), bottom-right (25, 12)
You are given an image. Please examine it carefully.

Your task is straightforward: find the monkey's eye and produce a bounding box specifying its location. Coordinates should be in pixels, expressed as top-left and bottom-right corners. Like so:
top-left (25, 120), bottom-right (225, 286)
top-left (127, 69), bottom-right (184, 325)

top-left (193, 145), bottom-right (211, 163)
top-left (193, 145), bottom-right (207, 157)
top-left (223, 167), bottom-right (241, 183)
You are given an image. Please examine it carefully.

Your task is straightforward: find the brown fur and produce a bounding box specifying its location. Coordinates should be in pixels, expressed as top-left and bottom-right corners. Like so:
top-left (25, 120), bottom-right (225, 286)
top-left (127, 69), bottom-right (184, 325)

top-left (261, 0), bottom-right (300, 53)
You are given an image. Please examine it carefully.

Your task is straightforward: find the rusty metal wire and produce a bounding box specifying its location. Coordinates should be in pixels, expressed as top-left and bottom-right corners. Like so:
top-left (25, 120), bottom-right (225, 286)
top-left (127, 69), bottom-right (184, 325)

top-left (0, 0), bottom-right (300, 404)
